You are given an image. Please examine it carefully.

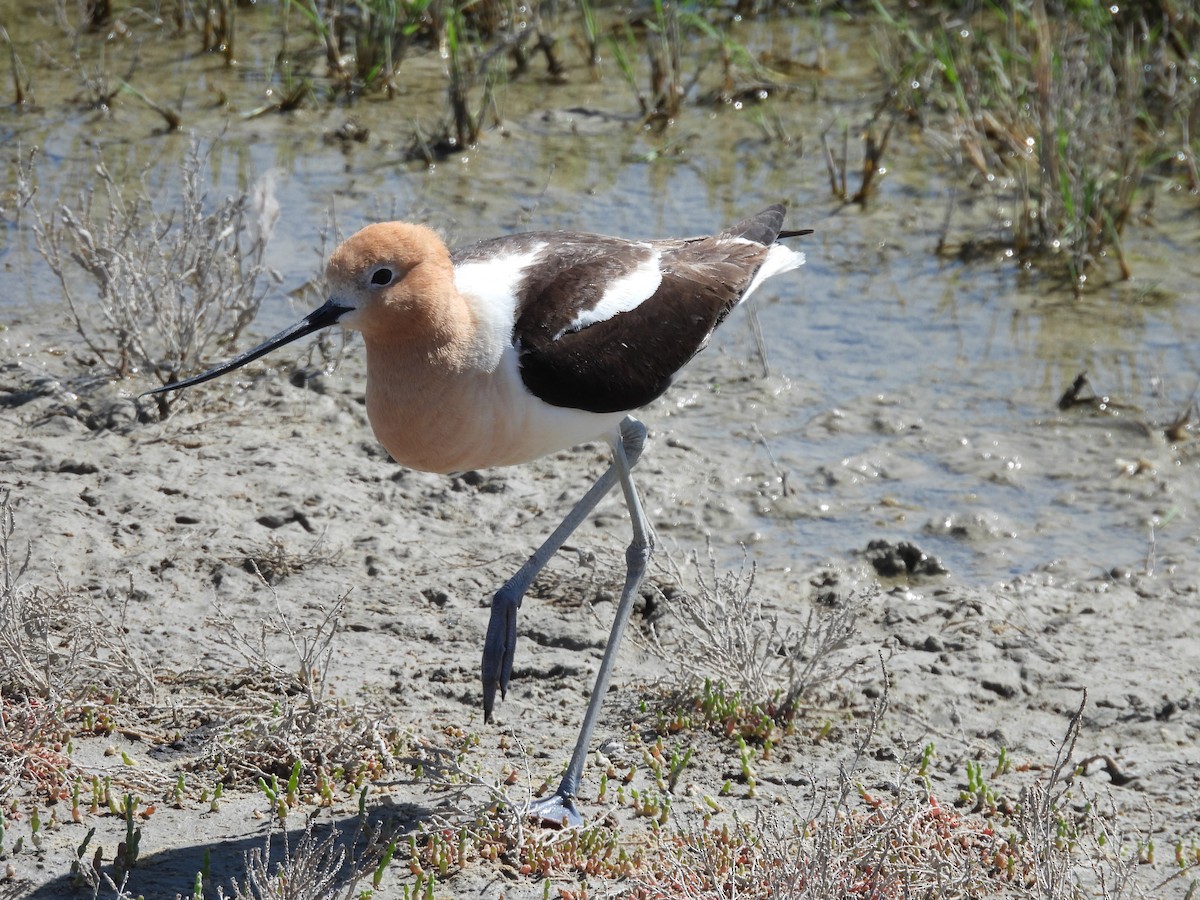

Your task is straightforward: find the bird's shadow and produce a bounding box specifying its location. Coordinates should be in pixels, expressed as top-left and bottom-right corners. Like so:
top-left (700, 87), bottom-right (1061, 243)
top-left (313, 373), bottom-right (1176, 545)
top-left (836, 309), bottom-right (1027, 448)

top-left (25, 798), bottom-right (429, 899)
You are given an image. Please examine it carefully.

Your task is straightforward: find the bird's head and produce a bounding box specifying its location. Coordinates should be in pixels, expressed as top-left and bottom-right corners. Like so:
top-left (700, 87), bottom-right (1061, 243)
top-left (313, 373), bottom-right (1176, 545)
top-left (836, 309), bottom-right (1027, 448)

top-left (144, 220), bottom-right (453, 397)
top-left (324, 222), bottom-right (454, 338)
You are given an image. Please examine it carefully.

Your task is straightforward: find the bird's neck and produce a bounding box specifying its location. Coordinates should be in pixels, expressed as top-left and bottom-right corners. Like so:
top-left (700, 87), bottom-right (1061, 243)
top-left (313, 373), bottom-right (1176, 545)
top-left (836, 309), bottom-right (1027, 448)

top-left (359, 281), bottom-right (503, 472)
top-left (365, 278), bottom-right (478, 371)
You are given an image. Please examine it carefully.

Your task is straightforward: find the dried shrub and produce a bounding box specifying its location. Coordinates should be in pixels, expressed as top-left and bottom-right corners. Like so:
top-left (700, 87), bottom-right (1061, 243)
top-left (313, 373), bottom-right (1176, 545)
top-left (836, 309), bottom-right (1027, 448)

top-left (26, 138), bottom-right (279, 393)
top-left (218, 814), bottom-right (396, 900)
top-left (189, 587), bottom-right (401, 792)
top-left (0, 489), bottom-right (155, 800)
top-left (235, 533), bottom-right (342, 586)
top-left (649, 548), bottom-right (867, 718)
top-left (0, 490), bottom-right (155, 705)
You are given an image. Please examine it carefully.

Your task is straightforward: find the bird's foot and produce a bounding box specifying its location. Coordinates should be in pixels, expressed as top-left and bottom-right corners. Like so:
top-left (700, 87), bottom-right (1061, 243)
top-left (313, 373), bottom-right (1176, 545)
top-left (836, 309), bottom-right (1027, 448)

top-left (528, 792), bottom-right (584, 829)
top-left (482, 585), bottom-right (522, 722)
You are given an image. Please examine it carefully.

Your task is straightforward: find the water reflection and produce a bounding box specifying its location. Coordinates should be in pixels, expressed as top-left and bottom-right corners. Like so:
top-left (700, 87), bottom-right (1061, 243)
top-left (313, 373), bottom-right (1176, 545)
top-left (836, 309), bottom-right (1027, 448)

top-left (2, 11), bottom-right (1198, 585)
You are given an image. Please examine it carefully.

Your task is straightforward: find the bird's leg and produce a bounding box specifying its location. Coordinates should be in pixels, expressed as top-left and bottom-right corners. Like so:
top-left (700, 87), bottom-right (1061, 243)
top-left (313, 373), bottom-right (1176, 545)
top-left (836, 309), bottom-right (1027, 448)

top-left (481, 417), bottom-right (647, 722)
top-left (528, 416), bottom-right (653, 828)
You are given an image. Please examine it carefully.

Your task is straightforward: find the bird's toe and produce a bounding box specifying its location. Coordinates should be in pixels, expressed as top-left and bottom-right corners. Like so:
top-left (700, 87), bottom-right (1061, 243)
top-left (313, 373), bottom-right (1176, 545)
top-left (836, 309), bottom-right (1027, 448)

top-left (529, 793), bottom-right (584, 829)
top-left (482, 588), bottom-right (521, 719)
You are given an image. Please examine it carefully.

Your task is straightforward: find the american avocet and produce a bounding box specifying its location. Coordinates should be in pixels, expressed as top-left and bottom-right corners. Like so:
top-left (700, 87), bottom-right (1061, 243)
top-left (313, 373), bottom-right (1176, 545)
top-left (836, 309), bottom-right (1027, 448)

top-left (148, 205), bottom-right (807, 825)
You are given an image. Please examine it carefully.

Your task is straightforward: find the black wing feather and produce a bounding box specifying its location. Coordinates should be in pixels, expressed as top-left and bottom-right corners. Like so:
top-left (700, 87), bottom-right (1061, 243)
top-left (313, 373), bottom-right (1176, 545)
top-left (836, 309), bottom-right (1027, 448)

top-left (517, 235), bottom-right (772, 414)
top-left (452, 207), bottom-right (788, 415)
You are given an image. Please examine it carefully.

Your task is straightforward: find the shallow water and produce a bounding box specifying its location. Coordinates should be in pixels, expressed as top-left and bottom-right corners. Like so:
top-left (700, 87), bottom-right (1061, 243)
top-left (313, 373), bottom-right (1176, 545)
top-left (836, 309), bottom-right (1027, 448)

top-left (3, 4), bottom-right (1199, 586)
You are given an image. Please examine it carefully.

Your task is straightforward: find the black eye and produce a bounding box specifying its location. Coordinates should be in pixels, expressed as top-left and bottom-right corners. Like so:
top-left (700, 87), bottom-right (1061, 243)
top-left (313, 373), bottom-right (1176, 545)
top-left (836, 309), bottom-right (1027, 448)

top-left (370, 267), bottom-right (394, 286)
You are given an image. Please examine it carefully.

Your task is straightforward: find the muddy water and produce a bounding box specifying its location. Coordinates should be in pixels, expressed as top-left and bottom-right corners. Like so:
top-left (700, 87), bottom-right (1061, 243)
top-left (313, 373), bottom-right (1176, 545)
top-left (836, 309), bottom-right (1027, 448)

top-left (3, 6), bottom-right (1199, 585)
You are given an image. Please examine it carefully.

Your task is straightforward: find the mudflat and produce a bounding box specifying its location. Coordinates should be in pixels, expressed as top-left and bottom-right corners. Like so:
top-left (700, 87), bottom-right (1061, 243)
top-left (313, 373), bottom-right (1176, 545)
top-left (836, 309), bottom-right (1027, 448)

top-left (3, 316), bottom-right (1198, 897)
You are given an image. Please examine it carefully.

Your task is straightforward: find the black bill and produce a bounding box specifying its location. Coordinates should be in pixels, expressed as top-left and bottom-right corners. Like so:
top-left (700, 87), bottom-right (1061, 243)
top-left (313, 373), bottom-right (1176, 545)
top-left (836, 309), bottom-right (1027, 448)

top-left (143, 298), bottom-right (352, 396)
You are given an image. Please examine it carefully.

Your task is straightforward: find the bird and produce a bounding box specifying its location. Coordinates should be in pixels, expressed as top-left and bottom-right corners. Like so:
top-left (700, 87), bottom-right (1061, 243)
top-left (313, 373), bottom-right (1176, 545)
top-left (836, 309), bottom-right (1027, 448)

top-left (147, 204), bottom-right (808, 826)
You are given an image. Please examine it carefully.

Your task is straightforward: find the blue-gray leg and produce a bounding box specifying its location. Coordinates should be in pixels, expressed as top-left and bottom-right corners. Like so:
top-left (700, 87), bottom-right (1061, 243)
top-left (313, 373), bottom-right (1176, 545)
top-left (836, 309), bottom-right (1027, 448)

top-left (481, 417), bottom-right (648, 723)
top-left (526, 417), bottom-right (654, 827)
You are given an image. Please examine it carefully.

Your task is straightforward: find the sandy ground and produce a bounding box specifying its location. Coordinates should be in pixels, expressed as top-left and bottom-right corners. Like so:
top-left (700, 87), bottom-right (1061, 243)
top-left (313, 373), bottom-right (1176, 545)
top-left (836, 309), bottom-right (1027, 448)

top-left (3, 4), bottom-right (1199, 896)
top-left (3, 314), bottom-right (1200, 899)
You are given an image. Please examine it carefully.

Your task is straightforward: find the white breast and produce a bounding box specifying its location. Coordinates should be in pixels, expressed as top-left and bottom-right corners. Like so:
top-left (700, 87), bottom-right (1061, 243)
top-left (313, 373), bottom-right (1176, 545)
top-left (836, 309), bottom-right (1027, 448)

top-left (386, 247), bottom-right (628, 470)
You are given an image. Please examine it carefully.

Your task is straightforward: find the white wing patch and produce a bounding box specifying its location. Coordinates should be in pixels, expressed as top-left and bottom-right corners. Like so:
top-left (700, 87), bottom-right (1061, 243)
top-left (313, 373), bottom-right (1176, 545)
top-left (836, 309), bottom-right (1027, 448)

top-left (556, 248), bottom-right (662, 339)
top-left (454, 244), bottom-right (546, 370)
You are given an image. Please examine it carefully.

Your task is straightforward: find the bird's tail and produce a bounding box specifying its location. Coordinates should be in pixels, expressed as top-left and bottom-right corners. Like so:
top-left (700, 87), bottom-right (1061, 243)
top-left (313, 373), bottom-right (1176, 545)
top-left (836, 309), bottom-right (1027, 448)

top-left (725, 204), bottom-right (813, 247)
top-left (743, 241), bottom-right (805, 303)
top-left (725, 204), bottom-right (788, 245)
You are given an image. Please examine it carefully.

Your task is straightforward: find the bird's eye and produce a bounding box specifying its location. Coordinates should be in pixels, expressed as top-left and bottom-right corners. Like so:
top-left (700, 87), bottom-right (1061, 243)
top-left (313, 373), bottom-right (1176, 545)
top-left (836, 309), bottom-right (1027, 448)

top-left (370, 267), bottom-right (394, 286)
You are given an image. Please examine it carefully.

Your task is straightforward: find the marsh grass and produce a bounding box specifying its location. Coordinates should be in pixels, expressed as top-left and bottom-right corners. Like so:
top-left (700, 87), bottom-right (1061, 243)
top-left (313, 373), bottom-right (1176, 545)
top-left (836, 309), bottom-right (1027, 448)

top-left (400, 1), bottom-right (509, 160)
top-left (389, 694), bottom-right (1131, 898)
top-left (609, 0), bottom-right (731, 125)
top-left (65, 39), bottom-right (134, 110)
top-left (822, 116), bottom-right (895, 207)
top-left (204, 0), bottom-right (237, 64)
top-left (874, 0), bottom-right (1199, 290)
top-left (119, 78), bottom-right (184, 131)
top-left (628, 690), bottom-right (1182, 900)
top-left (283, 0), bottom-right (428, 98)
top-left (443, 2), bottom-right (493, 152)
top-left (644, 0), bottom-right (685, 124)
top-left (575, 0), bottom-right (601, 74)
top-left (0, 24), bottom-right (32, 105)
top-left (26, 139), bottom-right (279, 402)
top-left (343, 0), bottom-right (411, 96)
top-left (2, 0), bottom-right (800, 168)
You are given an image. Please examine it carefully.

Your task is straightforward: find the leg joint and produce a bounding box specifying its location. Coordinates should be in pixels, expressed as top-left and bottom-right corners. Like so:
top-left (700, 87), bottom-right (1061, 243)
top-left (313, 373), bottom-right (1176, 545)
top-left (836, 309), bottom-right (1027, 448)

top-left (617, 416), bottom-right (648, 468)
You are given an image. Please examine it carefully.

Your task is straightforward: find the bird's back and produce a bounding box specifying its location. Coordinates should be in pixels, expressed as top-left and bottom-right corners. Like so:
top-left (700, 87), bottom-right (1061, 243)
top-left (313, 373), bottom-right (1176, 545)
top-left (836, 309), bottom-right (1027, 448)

top-left (450, 206), bottom-right (803, 415)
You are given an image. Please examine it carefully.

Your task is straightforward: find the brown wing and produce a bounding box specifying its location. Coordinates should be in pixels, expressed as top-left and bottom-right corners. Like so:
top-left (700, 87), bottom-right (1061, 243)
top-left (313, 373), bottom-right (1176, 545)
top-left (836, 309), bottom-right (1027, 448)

top-left (451, 206), bottom-right (789, 414)
top-left (514, 235), bottom-right (770, 414)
